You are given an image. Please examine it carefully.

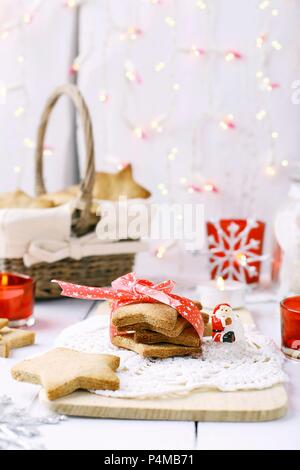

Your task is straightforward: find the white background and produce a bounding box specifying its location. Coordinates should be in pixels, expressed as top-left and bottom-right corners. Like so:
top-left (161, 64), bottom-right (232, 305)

top-left (0, 0), bottom-right (300, 281)
top-left (0, 0), bottom-right (78, 193)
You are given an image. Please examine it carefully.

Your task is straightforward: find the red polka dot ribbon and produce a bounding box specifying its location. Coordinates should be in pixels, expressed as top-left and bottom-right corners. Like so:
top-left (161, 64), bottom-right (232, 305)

top-left (53, 272), bottom-right (204, 339)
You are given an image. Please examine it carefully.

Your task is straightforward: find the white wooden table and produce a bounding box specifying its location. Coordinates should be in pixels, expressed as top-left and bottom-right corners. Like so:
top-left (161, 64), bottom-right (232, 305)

top-left (1, 297), bottom-right (299, 450)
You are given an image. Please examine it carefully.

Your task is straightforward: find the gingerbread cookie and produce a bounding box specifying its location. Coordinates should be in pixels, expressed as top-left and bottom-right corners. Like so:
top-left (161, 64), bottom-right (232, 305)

top-left (112, 334), bottom-right (201, 358)
top-left (0, 328), bottom-right (35, 358)
top-left (0, 190), bottom-right (54, 209)
top-left (193, 300), bottom-right (202, 310)
top-left (0, 319), bottom-right (8, 329)
top-left (12, 348), bottom-right (120, 401)
top-left (117, 315), bottom-right (189, 338)
top-left (197, 309), bottom-right (209, 325)
top-left (41, 165), bottom-right (151, 209)
top-left (204, 321), bottom-right (212, 337)
top-left (40, 188), bottom-right (76, 207)
top-left (134, 327), bottom-right (201, 348)
top-left (117, 309), bottom-right (208, 338)
top-left (198, 311), bottom-right (212, 337)
top-left (0, 319), bottom-right (8, 338)
top-left (112, 302), bottom-right (178, 332)
top-left (93, 165), bottom-right (151, 201)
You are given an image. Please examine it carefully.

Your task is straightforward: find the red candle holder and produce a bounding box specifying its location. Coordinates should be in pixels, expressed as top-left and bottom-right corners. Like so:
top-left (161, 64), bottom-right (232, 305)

top-left (0, 273), bottom-right (35, 327)
top-left (207, 219), bottom-right (265, 284)
top-left (281, 296), bottom-right (300, 361)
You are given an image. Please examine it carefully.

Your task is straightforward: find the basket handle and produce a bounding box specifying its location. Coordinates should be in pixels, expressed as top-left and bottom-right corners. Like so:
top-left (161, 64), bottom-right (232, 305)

top-left (35, 84), bottom-right (96, 235)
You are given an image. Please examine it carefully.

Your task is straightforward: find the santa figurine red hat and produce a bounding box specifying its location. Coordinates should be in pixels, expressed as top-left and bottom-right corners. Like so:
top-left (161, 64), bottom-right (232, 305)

top-left (213, 303), bottom-right (232, 316)
top-left (212, 303), bottom-right (236, 343)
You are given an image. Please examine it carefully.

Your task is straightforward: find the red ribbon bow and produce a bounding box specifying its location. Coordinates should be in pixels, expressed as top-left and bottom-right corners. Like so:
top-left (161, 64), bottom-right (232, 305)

top-left (53, 272), bottom-right (204, 338)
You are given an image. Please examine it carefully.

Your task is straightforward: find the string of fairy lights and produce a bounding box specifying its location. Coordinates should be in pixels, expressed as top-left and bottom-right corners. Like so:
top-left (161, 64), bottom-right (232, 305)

top-left (0, 0), bottom-right (43, 116)
top-left (92, 0), bottom-right (288, 195)
top-left (255, 0), bottom-right (287, 176)
top-left (0, 0), bottom-right (42, 37)
top-left (121, 0), bottom-right (181, 153)
top-left (0, 0), bottom-right (292, 262)
top-left (0, 0), bottom-right (92, 182)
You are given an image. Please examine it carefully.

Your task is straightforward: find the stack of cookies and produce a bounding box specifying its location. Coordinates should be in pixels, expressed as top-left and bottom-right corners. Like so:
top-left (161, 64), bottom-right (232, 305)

top-left (111, 301), bottom-right (209, 358)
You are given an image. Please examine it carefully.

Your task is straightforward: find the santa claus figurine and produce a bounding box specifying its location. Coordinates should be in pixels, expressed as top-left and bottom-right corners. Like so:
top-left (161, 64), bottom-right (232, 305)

top-left (212, 303), bottom-right (245, 343)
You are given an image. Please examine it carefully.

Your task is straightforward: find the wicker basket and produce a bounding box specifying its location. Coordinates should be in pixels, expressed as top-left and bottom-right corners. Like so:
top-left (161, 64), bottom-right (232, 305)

top-left (0, 85), bottom-right (137, 298)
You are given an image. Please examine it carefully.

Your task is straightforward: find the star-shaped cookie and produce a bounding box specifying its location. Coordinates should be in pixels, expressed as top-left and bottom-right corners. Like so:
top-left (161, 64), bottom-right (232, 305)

top-left (134, 327), bottom-right (201, 348)
top-left (0, 326), bottom-right (35, 358)
top-left (40, 164), bottom-right (151, 208)
top-left (112, 302), bottom-right (179, 332)
top-left (12, 348), bottom-right (120, 400)
top-left (0, 319), bottom-right (8, 334)
top-left (117, 316), bottom-right (189, 338)
top-left (0, 190), bottom-right (54, 209)
top-left (112, 334), bottom-right (201, 359)
top-left (93, 164), bottom-right (151, 201)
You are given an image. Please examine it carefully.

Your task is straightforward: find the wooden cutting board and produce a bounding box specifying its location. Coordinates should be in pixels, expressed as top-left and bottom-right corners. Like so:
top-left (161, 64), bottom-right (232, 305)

top-left (42, 304), bottom-right (288, 422)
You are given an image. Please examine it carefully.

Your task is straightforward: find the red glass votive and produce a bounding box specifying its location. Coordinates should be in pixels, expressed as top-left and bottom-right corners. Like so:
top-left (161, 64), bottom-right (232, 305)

top-left (0, 273), bottom-right (35, 327)
top-left (281, 296), bottom-right (300, 361)
top-left (207, 219), bottom-right (265, 284)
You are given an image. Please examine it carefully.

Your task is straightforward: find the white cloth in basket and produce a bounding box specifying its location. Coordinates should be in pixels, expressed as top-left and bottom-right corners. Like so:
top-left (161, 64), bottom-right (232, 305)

top-left (24, 236), bottom-right (147, 267)
top-left (0, 201), bottom-right (148, 267)
top-left (0, 204), bottom-right (71, 260)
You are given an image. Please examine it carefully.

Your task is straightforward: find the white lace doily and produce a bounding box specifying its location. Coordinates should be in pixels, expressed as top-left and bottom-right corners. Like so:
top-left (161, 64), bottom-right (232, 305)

top-left (55, 315), bottom-right (287, 399)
